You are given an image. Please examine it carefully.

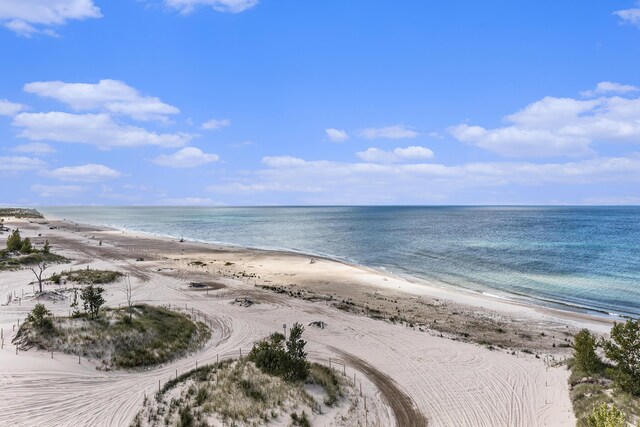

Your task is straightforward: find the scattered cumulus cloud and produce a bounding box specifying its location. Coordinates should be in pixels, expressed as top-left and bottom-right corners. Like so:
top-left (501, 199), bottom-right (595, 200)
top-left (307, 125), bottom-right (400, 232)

top-left (0, 156), bottom-right (46, 172)
top-left (581, 81), bottom-right (639, 97)
top-left (449, 85), bottom-right (640, 157)
top-left (0, 99), bottom-right (26, 116)
top-left (31, 183), bottom-right (84, 197)
top-left (12, 112), bottom-right (193, 149)
top-left (164, 0), bottom-right (259, 14)
top-left (358, 125), bottom-right (418, 140)
top-left (153, 147), bottom-right (219, 167)
top-left (13, 142), bottom-right (56, 154)
top-left (209, 154), bottom-right (640, 203)
top-left (49, 163), bottom-right (122, 182)
top-left (614, 4), bottom-right (640, 27)
top-left (356, 146), bottom-right (434, 163)
top-left (24, 79), bottom-right (179, 122)
top-left (0, 0), bottom-right (101, 37)
top-left (325, 128), bottom-right (349, 142)
top-left (201, 118), bottom-right (231, 130)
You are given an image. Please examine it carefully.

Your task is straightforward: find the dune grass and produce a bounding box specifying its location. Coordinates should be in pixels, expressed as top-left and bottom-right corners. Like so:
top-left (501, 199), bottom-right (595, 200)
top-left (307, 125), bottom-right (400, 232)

top-left (0, 251), bottom-right (68, 271)
top-left (136, 358), bottom-right (339, 427)
top-left (568, 357), bottom-right (640, 426)
top-left (14, 304), bottom-right (210, 370)
top-left (50, 268), bottom-right (123, 285)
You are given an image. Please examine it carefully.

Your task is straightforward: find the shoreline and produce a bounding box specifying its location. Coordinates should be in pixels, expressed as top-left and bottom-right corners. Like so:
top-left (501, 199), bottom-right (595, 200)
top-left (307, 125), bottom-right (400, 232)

top-left (1, 214), bottom-right (581, 425)
top-left (42, 213), bottom-right (618, 330)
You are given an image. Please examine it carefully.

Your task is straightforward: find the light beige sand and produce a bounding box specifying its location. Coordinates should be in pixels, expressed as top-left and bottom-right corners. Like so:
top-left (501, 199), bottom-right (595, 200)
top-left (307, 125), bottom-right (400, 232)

top-left (0, 217), bottom-right (598, 426)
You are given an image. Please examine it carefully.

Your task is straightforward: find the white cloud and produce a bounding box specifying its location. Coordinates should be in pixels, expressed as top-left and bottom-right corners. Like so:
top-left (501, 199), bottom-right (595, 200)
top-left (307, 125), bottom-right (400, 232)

top-left (0, 99), bottom-right (25, 116)
top-left (614, 4), bottom-right (640, 27)
top-left (0, 156), bottom-right (46, 172)
top-left (31, 183), bottom-right (84, 197)
top-left (208, 154), bottom-right (640, 203)
top-left (24, 79), bottom-right (179, 122)
top-left (581, 81), bottom-right (640, 97)
top-left (0, 0), bottom-right (101, 36)
top-left (13, 142), bottom-right (56, 154)
top-left (165, 0), bottom-right (258, 14)
top-left (356, 146), bottom-right (434, 163)
top-left (358, 125), bottom-right (418, 140)
top-left (201, 118), bottom-right (231, 130)
top-left (13, 112), bottom-right (193, 149)
top-left (153, 147), bottom-right (219, 167)
top-left (261, 156), bottom-right (308, 168)
top-left (49, 163), bottom-right (122, 182)
top-left (450, 89), bottom-right (640, 157)
top-left (325, 128), bottom-right (349, 142)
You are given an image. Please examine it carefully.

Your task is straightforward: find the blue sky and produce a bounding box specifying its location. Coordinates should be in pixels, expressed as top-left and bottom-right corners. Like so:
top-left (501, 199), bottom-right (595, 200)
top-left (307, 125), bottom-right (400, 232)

top-left (1, 0), bottom-right (640, 206)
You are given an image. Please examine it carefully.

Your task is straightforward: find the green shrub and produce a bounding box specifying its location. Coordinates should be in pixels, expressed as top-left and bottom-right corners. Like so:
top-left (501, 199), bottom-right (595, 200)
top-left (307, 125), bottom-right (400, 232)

top-left (6, 229), bottom-right (22, 251)
top-left (248, 322), bottom-right (309, 382)
top-left (603, 319), bottom-right (640, 395)
top-left (26, 303), bottom-right (53, 329)
top-left (586, 403), bottom-right (626, 427)
top-left (20, 237), bottom-right (33, 254)
top-left (574, 329), bottom-right (601, 375)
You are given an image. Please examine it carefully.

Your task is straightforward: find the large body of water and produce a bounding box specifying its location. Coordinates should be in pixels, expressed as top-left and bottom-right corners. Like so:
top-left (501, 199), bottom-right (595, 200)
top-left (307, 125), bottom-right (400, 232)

top-left (40, 206), bottom-right (640, 318)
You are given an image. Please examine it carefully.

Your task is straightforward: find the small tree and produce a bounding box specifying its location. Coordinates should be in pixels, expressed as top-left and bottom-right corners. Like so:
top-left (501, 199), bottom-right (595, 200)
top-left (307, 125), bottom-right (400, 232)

top-left (586, 403), bottom-right (626, 427)
top-left (43, 240), bottom-right (50, 254)
top-left (81, 285), bottom-right (105, 319)
top-left (285, 322), bottom-right (309, 381)
top-left (30, 261), bottom-right (48, 293)
top-left (20, 237), bottom-right (32, 254)
top-left (603, 319), bottom-right (640, 395)
top-left (6, 229), bottom-right (22, 251)
top-left (573, 329), bottom-right (601, 375)
top-left (27, 303), bottom-right (53, 328)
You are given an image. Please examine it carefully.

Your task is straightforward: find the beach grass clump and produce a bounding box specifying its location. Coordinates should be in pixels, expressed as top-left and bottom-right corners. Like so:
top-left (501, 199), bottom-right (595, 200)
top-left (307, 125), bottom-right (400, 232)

top-left (13, 304), bottom-right (210, 370)
top-left (307, 363), bottom-right (344, 406)
top-left (0, 250), bottom-right (68, 271)
top-left (50, 268), bottom-right (124, 285)
top-left (138, 359), bottom-right (317, 427)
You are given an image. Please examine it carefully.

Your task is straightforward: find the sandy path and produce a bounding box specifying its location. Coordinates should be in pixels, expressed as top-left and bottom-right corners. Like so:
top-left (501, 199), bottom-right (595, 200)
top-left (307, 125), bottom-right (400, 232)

top-left (0, 220), bottom-right (577, 426)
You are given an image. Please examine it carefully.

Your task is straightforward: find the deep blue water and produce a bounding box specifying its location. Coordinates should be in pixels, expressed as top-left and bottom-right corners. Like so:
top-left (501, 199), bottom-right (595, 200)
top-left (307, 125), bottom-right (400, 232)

top-left (40, 206), bottom-right (640, 317)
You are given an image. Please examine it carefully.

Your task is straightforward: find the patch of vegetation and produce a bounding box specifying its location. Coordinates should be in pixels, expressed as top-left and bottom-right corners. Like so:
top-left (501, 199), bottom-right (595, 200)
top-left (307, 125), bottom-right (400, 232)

top-left (0, 208), bottom-right (43, 219)
top-left (13, 304), bottom-right (210, 370)
top-left (140, 359), bottom-right (316, 427)
top-left (308, 363), bottom-right (344, 406)
top-left (569, 323), bottom-right (640, 426)
top-left (0, 229), bottom-right (67, 271)
top-left (248, 322), bottom-right (309, 382)
top-left (50, 268), bottom-right (124, 285)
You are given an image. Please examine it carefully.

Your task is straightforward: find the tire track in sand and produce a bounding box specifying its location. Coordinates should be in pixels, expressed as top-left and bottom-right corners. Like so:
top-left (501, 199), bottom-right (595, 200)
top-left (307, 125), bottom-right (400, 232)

top-left (330, 346), bottom-right (428, 427)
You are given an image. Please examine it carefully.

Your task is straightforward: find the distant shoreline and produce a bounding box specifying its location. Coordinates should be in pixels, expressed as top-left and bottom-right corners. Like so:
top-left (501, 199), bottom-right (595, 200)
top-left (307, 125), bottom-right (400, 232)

top-left (38, 209), bottom-right (631, 321)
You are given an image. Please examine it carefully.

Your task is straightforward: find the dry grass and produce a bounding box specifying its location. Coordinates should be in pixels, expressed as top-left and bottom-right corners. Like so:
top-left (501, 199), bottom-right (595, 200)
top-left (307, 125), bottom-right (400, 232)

top-left (13, 304), bottom-right (210, 370)
top-left (136, 359), bottom-right (347, 427)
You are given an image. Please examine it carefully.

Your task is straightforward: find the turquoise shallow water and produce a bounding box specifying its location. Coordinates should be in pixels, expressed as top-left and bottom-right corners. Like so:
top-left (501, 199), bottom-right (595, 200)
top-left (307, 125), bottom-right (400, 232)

top-left (40, 206), bottom-right (640, 318)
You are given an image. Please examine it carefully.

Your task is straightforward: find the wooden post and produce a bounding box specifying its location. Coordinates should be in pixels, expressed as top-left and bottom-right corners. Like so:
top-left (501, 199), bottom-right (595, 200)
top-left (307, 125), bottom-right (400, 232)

top-left (158, 380), bottom-right (160, 393)
top-left (217, 354), bottom-right (219, 364)
top-left (343, 364), bottom-right (346, 375)
top-left (51, 349), bottom-right (53, 358)
top-left (78, 355), bottom-right (81, 364)
top-left (176, 369), bottom-right (178, 379)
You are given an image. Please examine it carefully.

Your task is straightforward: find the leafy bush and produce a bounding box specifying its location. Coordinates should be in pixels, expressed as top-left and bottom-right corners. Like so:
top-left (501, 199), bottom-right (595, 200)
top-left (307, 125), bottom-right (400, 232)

top-left (26, 303), bottom-right (53, 329)
top-left (20, 237), bottom-right (33, 254)
top-left (81, 285), bottom-right (105, 319)
top-left (586, 403), bottom-right (626, 427)
top-left (6, 229), bottom-right (22, 251)
top-left (603, 319), bottom-right (640, 395)
top-left (574, 329), bottom-right (601, 375)
top-left (248, 322), bottom-right (309, 382)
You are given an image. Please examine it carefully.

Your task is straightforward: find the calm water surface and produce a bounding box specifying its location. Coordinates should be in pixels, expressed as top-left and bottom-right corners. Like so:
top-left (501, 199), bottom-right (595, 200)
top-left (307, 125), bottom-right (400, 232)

top-left (40, 206), bottom-right (640, 318)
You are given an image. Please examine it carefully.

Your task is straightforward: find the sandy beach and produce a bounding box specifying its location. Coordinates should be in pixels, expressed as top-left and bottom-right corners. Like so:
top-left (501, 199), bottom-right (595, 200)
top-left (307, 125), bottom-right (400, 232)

top-left (0, 216), bottom-right (613, 426)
